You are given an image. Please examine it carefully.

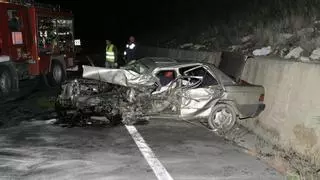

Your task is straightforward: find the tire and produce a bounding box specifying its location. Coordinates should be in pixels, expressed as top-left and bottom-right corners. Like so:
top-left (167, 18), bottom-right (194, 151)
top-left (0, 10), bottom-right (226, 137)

top-left (208, 103), bottom-right (237, 133)
top-left (47, 60), bottom-right (66, 87)
top-left (0, 66), bottom-right (13, 98)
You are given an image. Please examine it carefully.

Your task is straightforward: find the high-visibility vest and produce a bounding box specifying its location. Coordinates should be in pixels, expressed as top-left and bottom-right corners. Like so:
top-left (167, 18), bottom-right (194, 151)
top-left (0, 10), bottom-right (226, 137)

top-left (106, 44), bottom-right (115, 62)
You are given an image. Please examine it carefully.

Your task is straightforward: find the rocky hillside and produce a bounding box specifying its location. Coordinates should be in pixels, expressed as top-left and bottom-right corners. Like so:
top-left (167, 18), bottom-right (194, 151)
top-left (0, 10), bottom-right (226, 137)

top-left (144, 0), bottom-right (320, 62)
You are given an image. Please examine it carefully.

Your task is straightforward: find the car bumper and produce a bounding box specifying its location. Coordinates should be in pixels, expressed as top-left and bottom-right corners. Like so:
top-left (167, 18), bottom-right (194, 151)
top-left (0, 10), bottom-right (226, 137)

top-left (252, 104), bottom-right (265, 117)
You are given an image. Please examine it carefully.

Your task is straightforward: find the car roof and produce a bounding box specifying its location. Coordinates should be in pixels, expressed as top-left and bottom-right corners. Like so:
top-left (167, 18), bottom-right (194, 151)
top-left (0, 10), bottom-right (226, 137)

top-left (136, 56), bottom-right (236, 85)
top-left (138, 57), bottom-right (202, 70)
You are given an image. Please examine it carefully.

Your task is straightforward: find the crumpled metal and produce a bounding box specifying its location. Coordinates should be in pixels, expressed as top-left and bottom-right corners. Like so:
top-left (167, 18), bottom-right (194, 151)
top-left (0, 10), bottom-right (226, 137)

top-left (57, 66), bottom-right (226, 125)
top-left (82, 65), bottom-right (157, 88)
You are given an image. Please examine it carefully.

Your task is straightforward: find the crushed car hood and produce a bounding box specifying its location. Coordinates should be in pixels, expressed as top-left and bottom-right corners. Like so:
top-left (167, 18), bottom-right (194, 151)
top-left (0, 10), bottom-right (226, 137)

top-left (82, 65), bottom-right (158, 88)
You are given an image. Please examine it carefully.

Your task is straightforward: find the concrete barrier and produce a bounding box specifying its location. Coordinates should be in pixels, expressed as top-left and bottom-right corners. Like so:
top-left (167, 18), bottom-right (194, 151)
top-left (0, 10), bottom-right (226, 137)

top-left (241, 56), bottom-right (320, 165)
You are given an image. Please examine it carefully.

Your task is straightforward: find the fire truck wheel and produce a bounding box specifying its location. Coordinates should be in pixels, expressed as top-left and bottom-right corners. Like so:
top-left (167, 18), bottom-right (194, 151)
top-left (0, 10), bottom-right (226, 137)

top-left (48, 60), bottom-right (66, 87)
top-left (0, 66), bottom-right (13, 98)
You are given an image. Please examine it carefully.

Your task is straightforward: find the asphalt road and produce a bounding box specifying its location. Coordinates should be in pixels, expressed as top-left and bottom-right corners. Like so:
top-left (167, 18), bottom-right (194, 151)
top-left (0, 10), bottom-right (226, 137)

top-left (0, 116), bottom-right (284, 180)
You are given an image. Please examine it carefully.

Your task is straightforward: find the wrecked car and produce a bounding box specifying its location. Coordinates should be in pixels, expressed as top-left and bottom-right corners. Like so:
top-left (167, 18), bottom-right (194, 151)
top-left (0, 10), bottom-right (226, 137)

top-left (55, 57), bottom-right (265, 132)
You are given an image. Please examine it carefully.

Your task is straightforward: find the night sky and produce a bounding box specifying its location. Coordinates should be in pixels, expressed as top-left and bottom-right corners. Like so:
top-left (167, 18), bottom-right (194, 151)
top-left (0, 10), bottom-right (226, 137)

top-left (36, 0), bottom-right (254, 53)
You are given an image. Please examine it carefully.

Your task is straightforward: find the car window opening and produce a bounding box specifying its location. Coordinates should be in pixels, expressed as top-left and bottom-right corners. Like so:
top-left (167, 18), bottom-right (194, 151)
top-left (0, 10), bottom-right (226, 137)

top-left (157, 70), bottom-right (176, 86)
top-left (184, 66), bottom-right (218, 88)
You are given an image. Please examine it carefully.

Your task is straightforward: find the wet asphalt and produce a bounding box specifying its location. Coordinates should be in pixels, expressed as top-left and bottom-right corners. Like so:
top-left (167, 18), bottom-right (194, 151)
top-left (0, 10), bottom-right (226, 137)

top-left (0, 116), bottom-right (284, 180)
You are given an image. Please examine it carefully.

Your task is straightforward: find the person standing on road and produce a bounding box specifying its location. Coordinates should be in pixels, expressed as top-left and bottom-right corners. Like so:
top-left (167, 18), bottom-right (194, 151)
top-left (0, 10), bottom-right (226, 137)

top-left (105, 40), bottom-right (118, 68)
top-left (124, 36), bottom-right (137, 63)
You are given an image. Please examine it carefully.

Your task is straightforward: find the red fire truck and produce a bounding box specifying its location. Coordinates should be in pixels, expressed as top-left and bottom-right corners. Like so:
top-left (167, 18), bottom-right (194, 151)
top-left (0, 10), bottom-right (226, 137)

top-left (0, 0), bottom-right (78, 99)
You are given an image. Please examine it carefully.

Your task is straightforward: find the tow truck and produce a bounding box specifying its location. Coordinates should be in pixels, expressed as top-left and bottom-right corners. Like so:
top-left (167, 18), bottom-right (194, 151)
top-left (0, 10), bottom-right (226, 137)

top-left (0, 0), bottom-right (80, 99)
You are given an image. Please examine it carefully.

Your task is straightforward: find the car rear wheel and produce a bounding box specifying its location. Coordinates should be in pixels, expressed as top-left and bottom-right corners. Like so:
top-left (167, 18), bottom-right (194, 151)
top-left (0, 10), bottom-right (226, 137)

top-left (208, 104), bottom-right (237, 133)
top-left (0, 66), bottom-right (13, 98)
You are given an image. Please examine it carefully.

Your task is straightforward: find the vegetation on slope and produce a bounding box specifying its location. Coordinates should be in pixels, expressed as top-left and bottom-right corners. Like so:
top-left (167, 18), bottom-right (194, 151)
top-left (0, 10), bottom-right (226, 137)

top-left (143, 0), bottom-right (320, 59)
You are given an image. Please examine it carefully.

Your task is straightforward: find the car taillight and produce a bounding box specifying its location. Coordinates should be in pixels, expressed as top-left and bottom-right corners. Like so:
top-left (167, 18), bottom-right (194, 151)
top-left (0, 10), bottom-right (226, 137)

top-left (259, 94), bottom-right (264, 102)
top-left (240, 80), bottom-right (247, 84)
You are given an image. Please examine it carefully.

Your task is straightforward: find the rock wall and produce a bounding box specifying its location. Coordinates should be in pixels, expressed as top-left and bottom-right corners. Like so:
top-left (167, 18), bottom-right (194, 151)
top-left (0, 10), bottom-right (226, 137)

top-left (241, 56), bottom-right (320, 165)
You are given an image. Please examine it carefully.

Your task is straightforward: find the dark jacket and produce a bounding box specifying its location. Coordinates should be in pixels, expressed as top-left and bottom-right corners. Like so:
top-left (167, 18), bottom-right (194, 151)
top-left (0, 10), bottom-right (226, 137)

top-left (125, 42), bottom-right (137, 61)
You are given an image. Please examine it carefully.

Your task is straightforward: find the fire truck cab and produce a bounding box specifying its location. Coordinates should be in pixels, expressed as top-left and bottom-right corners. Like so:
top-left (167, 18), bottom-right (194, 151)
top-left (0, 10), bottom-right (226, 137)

top-left (0, 0), bottom-right (77, 98)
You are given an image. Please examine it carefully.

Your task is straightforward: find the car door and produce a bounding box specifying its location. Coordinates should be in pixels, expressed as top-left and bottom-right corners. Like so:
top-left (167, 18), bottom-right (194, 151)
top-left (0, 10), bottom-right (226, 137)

top-left (149, 69), bottom-right (180, 116)
top-left (178, 65), bottom-right (224, 119)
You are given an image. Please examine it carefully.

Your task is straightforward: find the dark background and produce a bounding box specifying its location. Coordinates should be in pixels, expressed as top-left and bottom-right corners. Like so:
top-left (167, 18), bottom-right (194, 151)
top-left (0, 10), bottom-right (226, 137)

top-left (36, 0), bottom-right (252, 53)
top-left (37, 0), bottom-right (320, 53)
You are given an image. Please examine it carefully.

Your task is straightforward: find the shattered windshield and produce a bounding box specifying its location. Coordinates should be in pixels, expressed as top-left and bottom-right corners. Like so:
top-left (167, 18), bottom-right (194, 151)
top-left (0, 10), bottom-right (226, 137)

top-left (123, 60), bottom-right (148, 74)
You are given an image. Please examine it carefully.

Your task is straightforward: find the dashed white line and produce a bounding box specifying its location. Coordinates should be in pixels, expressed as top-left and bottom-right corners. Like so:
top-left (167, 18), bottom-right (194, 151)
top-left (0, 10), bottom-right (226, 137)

top-left (125, 125), bottom-right (174, 180)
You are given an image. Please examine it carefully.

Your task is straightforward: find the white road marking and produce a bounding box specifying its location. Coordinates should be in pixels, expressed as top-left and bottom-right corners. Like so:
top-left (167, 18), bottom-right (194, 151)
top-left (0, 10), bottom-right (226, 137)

top-left (125, 125), bottom-right (174, 180)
